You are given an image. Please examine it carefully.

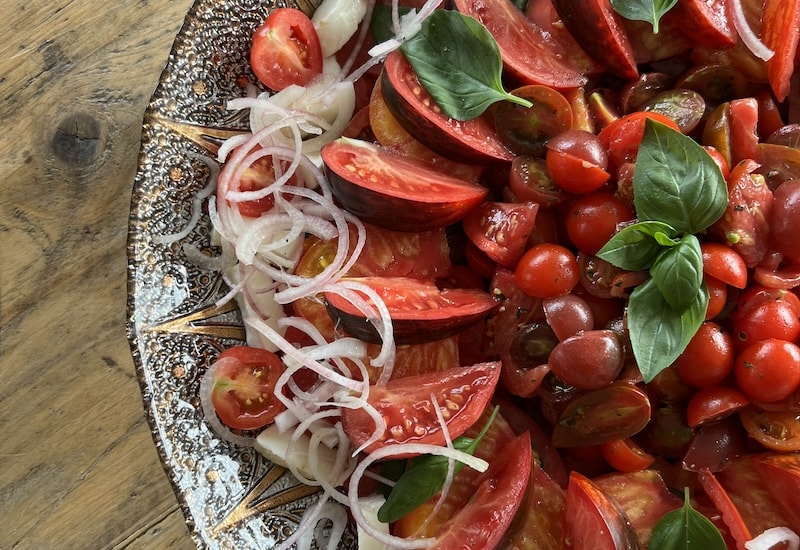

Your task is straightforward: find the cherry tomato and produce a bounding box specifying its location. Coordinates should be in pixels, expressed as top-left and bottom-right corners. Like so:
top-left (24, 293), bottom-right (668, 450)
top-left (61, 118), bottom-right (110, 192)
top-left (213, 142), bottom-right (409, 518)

top-left (542, 294), bottom-right (594, 341)
top-left (601, 438), bottom-right (655, 473)
top-left (210, 346), bottom-right (287, 430)
top-left (548, 329), bottom-right (624, 390)
top-left (493, 85), bottom-right (573, 156)
top-left (566, 192), bottom-right (634, 255)
top-left (219, 146), bottom-right (297, 217)
top-left (731, 286), bottom-right (800, 350)
top-left (509, 155), bottom-right (570, 208)
top-left (770, 179), bottom-right (800, 261)
top-left (545, 130), bottom-right (610, 194)
top-left (700, 242), bottom-right (748, 289)
top-left (597, 111), bottom-right (680, 174)
top-left (740, 407), bottom-right (800, 451)
top-left (250, 8), bottom-right (323, 91)
top-left (462, 201), bottom-right (540, 268)
top-left (704, 274), bottom-right (728, 320)
top-left (686, 386), bottom-right (750, 428)
top-left (341, 362), bottom-right (500, 455)
top-left (515, 243), bottom-right (580, 298)
top-left (734, 338), bottom-right (800, 403)
top-left (676, 321), bottom-right (735, 389)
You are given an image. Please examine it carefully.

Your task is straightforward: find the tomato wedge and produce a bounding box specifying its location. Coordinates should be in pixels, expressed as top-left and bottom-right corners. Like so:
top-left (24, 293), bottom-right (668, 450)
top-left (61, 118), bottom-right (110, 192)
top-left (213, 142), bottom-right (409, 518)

top-left (321, 137), bottom-right (489, 232)
top-left (430, 431), bottom-right (532, 549)
top-left (762, 0), bottom-right (800, 101)
top-left (210, 346), bottom-right (287, 430)
top-left (565, 471), bottom-right (640, 549)
top-left (462, 201), bottom-right (540, 268)
top-left (452, 0), bottom-right (586, 89)
top-left (340, 362), bottom-right (500, 455)
top-left (250, 8), bottom-right (323, 91)
top-left (324, 276), bottom-right (499, 345)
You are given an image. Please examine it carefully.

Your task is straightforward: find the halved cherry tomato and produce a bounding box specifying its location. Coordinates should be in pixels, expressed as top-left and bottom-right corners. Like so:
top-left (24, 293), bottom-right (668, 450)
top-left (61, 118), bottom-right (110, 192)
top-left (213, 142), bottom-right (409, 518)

top-left (564, 471), bottom-right (640, 550)
top-left (597, 112), bottom-right (680, 174)
top-left (321, 137), bottom-right (488, 231)
top-left (545, 130), bottom-right (610, 194)
top-left (430, 431), bottom-right (532, 549)
top-left (700, 242), bottom-right (748, 289)
top-left (250, 8), bottom-right (323, 91)
top-left (452, 0), bottom-right (587, 89)
top-left (740, 406), bottom-right (800, 451)
top-left (323, 276), bottom-right (499, 345)
top-left (601, 438), bottom-right (655, 473)
top-left (493, 85), bottom-right (574, 157)
top-left (462, 201), bottom-right (539, 268)
top-left (509, 155), bottom-right (570, 208)
top-left (686, 386), bottom-right (750, 428)
top-left (340, 362), bottom-right (500, 455)
top-left (210, 346), bottom-right (287, 430)
top-left (704, 275), bottom-right (728, 320)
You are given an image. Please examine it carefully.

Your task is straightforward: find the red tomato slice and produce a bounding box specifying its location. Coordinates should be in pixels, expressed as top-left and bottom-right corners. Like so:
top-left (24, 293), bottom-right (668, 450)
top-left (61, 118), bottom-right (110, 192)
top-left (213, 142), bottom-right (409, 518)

top-left (380, 51), bottom-right (515, 164)
top-left (762, 0), bottom-right (800, 101)
top-left (593, 469), bottom-right (682, 546)
top-left (452, 0), bottom-right (586, 89)
top-left (324, 276), bottom-right (499, 345)
top-left (250, 8), bottom-right (323, 91)
top-left (462, 201), bottom-right (540, 268)
top-left (430, 431), bottom-right (532, 549)
top-left (752, 453), bottom-right (800, 532)
top-left (210, 346), bottom-right (287, 430)
top-left (321, 137), bottom-right (489, 232)
top-left (565, 471), bottom-right (640, 550)
top-left (666, 0), bottom-right (736, 49)
top-left (340, 362), bottom-right (500, 455)
top-left (729, 98), bottom-right (759, 166)
top-left (698, 468), bottom-right (754, 548)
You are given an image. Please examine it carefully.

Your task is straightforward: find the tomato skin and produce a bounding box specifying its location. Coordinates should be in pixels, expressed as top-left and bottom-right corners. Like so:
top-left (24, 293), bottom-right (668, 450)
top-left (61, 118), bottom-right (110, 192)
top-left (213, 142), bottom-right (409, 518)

top-left (734, 339), bottom-right (800, 403)
top-left (430, 431), bottom-right (532, 550)
top-left (462, 201), bottom-right (540, 268)
top-left (514, 243), bottom-right (580, 298)
top-left (704, 274), bottom-right (728, 320)
top-left (686, 386), bottom-right (750, 428)
top-left (676, 321), bottom-right (735, 389)
top-left (210, 346), bottom-right (287, 430)
top-left (250, 8), bottom-right (323, 91)
top-left (601, 438), bottom-right (655, 473)
top-left (566, 192), bottom-right (634, 255)
top-left (340, 362), bottom-right (500, 455)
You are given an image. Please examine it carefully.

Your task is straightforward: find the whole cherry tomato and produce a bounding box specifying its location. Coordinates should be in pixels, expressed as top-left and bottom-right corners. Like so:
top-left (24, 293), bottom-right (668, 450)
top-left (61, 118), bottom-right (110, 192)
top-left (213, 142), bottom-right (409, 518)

top-left (515, 243), bottom-right (580, 298)
top-left (734, 338), bottom-right (800, 403)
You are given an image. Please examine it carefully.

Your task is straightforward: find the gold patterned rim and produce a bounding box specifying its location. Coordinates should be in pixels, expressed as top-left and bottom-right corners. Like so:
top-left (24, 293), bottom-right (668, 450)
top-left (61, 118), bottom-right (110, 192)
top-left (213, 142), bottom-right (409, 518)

top-left (125, 0), bottom-right (356, 547)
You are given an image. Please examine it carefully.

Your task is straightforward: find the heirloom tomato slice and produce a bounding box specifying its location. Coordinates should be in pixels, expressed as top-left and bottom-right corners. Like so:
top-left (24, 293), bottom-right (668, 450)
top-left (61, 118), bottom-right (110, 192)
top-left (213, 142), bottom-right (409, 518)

top-left (324, 276), bottom-right (498, 345)
top-left (210, 346), bottom-right (287, 430)
top-left (462, 201), bottom-right (539, 268)
top-left (430, 431), bottom-right (532, 549)
top-left (752, 453), bottom-right (800, 532)
top-left (340, 362), bottom-right (500, 455)
top-left (380, 51), bottom-right (514, 164)
top-left (321, 137), bottom-right (488, 232)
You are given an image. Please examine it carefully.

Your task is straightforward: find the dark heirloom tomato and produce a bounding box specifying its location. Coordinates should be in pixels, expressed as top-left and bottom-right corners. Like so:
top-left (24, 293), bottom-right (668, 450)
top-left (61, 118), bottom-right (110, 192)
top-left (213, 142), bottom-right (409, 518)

top-left (770, 180), bottom-right (800, 260)
top-left (493, 85), bottom-right (573, 157)
top-left (665, 0), bottom-right (735, 49)
top-left (640, 89), bottom-right (706, 135)
top-left (543, 294), bottom-right (594, 341)
top-left (380, 51), bottom-right (514, 164)
top-left (548, 329), bottom-right (624, 390)
top-left (564, 471), bottom-right (640, 550)
top-left (509, 155), bottom-right (570, 208)
top-left (323, 277), bottom-right (498, 345)
top-left (551, 0), bottom-right (637, 80)
top-left (210, 347), bottom-right (287, 430)
top-left (250, 8), bottom-right (323, 91)
top-left (340, 362), bottom-right (500, 455)
top-left (321, 137), bottom-right (488, 232)
top-left (552, 384), bottom-right (652, 448)
top-left (430, 431), bottom-right (532, 550)
top-left (756, 143), bottom-right (800, 190)
top-left (682, 416), bottom-right (748, 472)
top-left (462, 201), bottom-right (539, 268)
top-left (451, 0), bottom-right (587, 89)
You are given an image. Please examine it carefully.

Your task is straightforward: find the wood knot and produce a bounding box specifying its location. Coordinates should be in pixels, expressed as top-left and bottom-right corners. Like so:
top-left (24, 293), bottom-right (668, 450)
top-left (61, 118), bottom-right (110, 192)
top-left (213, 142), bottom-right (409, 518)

top-left (51, 112), bottom-right (106, 167)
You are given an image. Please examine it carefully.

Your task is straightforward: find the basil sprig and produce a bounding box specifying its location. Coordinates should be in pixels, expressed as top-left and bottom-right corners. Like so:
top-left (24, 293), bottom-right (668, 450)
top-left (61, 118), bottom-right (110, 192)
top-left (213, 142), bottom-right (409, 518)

top-left (648, 488), bottom-right (726, 549)
top-left (400, 10), bottom-right (531, 121)
top-left (377, 406), bottom-right (499, 523)
top-left (597, 120), bottom-right (727, 382)
top-left (610, 0), bottom-right (678, 33)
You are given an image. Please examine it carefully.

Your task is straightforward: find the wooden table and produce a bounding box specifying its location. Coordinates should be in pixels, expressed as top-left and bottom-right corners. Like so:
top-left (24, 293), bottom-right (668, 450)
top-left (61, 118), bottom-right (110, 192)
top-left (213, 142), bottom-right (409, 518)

top-left (1, 0), bottom-right (197, 547)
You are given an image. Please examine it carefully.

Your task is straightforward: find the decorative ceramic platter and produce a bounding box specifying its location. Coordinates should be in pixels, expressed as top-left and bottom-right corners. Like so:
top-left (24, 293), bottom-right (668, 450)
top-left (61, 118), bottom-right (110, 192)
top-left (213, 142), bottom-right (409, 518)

top-left (125, 0), bottom-right (355, 547)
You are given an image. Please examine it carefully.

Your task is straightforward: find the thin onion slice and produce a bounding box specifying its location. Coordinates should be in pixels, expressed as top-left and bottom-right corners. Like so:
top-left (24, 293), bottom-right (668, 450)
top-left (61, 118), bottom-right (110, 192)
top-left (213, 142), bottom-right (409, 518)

top-left (729, 0), bottom-right (774, 61)
top-left (745, 527), bottom-right (800, 550)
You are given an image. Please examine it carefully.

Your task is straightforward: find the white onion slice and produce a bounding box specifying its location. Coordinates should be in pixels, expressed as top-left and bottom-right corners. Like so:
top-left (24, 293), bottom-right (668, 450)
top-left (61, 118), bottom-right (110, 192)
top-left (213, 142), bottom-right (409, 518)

top-left (729, 0), bottom-right (774, 61)
top-left (745, 527), bottom-right (800, 550)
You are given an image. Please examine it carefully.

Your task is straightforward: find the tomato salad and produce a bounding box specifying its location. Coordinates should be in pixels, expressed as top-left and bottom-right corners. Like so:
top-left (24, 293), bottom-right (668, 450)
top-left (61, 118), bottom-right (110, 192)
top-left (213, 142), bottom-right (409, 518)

top-left (172, 0), bottom-right (800, 547)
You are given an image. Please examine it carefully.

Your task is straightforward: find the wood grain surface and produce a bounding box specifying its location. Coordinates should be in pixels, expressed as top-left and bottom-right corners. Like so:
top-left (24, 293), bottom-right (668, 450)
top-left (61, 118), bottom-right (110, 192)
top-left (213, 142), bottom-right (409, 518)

top-left (1, 0), bottom-right (197, 547)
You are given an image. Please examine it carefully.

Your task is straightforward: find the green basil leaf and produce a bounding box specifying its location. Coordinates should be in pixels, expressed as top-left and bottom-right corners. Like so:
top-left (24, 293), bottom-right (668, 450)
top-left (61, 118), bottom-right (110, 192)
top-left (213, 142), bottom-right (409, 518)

top-left (628, 278), bottom-right (707, 382)
top-left (370, 4), bottom-right (413, 44)
top-left (648, 487), bottom-right (727, 549)
top-left (597, 221), bottom-right (678, 271)
top-left (610, 0), bottom-right (678, 33)
top-left (633, 120), bottom-right (727, 235)
top-left (377, 407), bottom-right (499, 523)
top-left (376, 459), bottom-right (409, 498)
top-left (650, 234), bottom-right (703, 311)
top-left (400, 10), bottom-right (531, 121)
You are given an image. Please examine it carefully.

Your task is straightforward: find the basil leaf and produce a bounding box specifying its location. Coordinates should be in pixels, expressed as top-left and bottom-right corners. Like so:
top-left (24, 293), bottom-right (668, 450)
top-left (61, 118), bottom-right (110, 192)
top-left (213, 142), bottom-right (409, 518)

top-left (377, 407), bottom-right (499, 523)
top-left (648, 487), bottom-right (726, 549)
top-left (610, 0), bottom-right (678, 34)
top-left (400, 10), bottom-right (531, 121)
top-left (376, 459), bottom-right (408, 498)
top-left (598, 221), bottom-right (678, 271)
top-left (650, 234), bottom-right (703, 311)
top-left (633, 120), bottom-right (727, 235)
top-left (628, 278), bottom-right (707, 382)
top-left (370, 4), bottom-right (413, 44)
